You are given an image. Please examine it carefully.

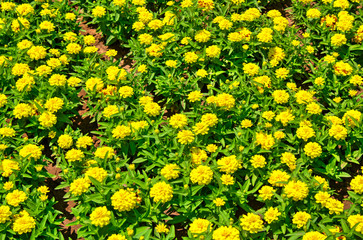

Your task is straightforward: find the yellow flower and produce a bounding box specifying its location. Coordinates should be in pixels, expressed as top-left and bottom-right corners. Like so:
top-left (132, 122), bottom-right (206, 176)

top-left (306, 9), bottom-right (321, 18)
top-left (39, 20), bottom-right (55, 32)
top-left (240, 213), bottom-right (264, 233)
top-left (143, 102), bottom-right (161, 116)
top-left (331, 34), bottom-right (347, 47)
top-left (12, 212), bottom-right (35, 235)
top-left (148, 19), bottom-right (163, 30)
top-left (184, 51), bottom-right (199, 63)
top-left (16, 4), bottom-right (34, 16)
top-left (264, 207), bottom-right (281, 224)
top-left (351, 175), bottom-right (363, 194)
top-left (243, 63), bottom-right (259, 76)
top-left (267, 9), bottom-right (281, 18)
top-left (27, 46), bottom-right (47, 60)
top-left (334, 61), bottom-right (353, 76)
top-left (19, 144), bottom-right (42, 160)
top-left (274, 131), bottom-right (285, 140)
top-left (153, 223), bottom-right (169, 235)
top-left (84, 167), bottom-right (107, 183)
top-left (296, 126), bottom-right (315, 141)
top-left (221, 174), bottom-right (235, 185)
top-left (1, 160), bottom-right (19, 177)
top-left (268, 170), bottom-right (290, 187)
top-left (6, 190), bottom-right (27, 207)
top-left (190, 165), bottom-right (213, 185)
top-left (165, 60), bottom-right (177, 68)
top-left (177, 130), bottom-right (195, 144)
top-left (90, 206), bottom-right (111, 227)
top-left (213, 198), bottom-right (226, 207)
top-left (306, 102), bottom-right (322, 114)
top-left (189, 218), bottom-right (212, 234)
top-left (350, 75), bottom-right (363, 86)
top-left (86, 77), bottom-right (104, 92)
top-left (106, 49), bottom-right (118, 57)
top-left (258, 185), bottom-right (275, 200)
top-left (16, 73), bottom-right (35, 91)
top-left (343, 110), bottom-right (361, 127)
top-left (196, 69), bottom-right (208, 77)
top-left (306, 46), bottom-right (314, 54)
top-left (212, 226), bottom-right (240, 240)
top-left (58, 134), bottom-right (73, 149)
top-left (70, 178), bottom-right (90, 196)
top-left (111, 189), bottom-right (137, 211)
top-left (161, 164), bottom-right (180, 180)
top-left (0, 94), bottom-right (7, 107)
top-left (201, 113), bottom-right (218, 127)
top-left (94, 146), bottom-right (115, 159)
top-left (0, 144), bottom-right (7, 151)
top-left (37, 186), bottom-right (49, 195)
top-left (3, 182), bottom-right (14, 191)
top-left (35, 165), bottom-right (43, 172)
top-left (257, 28), bottom-right (273, 42)
top-left (108, 234), bottom-right (127, 240)
top-left (315, 191), bottom-right (331, 206)
top-left (206, 144), bottom-right (218, 153)
top-left (250, 155), bottom-right (266, 168)
top-left (275, 68), bottom-right (289, 79)
top-left (39, 112), bottom-right (57, 128)
top-left (303, 231), bottom-right (327, 240)
top-left (44, 97), bottom-right (64, 113)
top-left (0, 205), bottom-right (11, 223)
top-left (195, 30), bottom-right (211, 42)
top-left (314, 77), bottom-right (325, 86)
top-left (0, 127), bottom-right (15, 137)
top-left (169, 114), bottom-right (188, 129)
top-left (68, 76), bottom-right (81, 86)
top-left (292, 211), bottom-right (311, 228)
top-left (255, 132), bottom-right (275, 150)
top-left (150, 182), bottom-right (173, 203)
top-left (272, 90), bottom-right (289, 104)
top-left (112, 125), bottom-right (132, 139)
top-left (314, 176), bottom-right (329, 190)
top-left (280, 152), bottom-right (296, 170)
top-left (92, 6), bottom-right (106, 17)
top-left (103, 105), bottom-right (119, 118)
top-left (11, 18), bottom-right (30, 32)
top-left (215, 93), bottom-right (235, 110)
top-left (40, 194), bottom-right (48, 201)
top-left (304, 142), bottom-right (322, 159)
top-left (194, 122), bottom-right (209, 135)
top-left (276, 110), bottom-right (295, 126)
top-left (348, 214), bottom-right (363, 234)
top-left (188, 91), bottom-right (203, 102)
top-left (206, 45), bottom-right (221, 58)
top-left (13, 103), bottom-right (32, 119)
top-left (262, 111), bottom-right (275, 121)
top-left (217, 155), bottom-right (240, 174)
top-left (284, 180), bottom-right (309, 201)
top-left (130, 120), bottom-right (149, 130)
top-left (241, 119), bottom-right (253, 128)
top-left (137, 64), bottom-right (147, 73)
top-left (291, 40), bottom-right (300, 46)
top-left (65, 12), bottom-right (76, 20)
top-left (325, 198), bottom-right (344, 214)
top-left (287, 82), bottom-right (297, 91)
top-left (329, 124), bottom-right (347, 140)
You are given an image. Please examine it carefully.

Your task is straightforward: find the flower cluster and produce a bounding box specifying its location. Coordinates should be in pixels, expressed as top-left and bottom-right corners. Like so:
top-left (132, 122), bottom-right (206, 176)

top-left (0, 0), bottom-right (362, 239)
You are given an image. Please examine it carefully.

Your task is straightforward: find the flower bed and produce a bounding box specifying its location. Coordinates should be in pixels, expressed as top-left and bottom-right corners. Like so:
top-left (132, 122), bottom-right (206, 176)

top-left (0, 0), bottom-right (362, 239)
